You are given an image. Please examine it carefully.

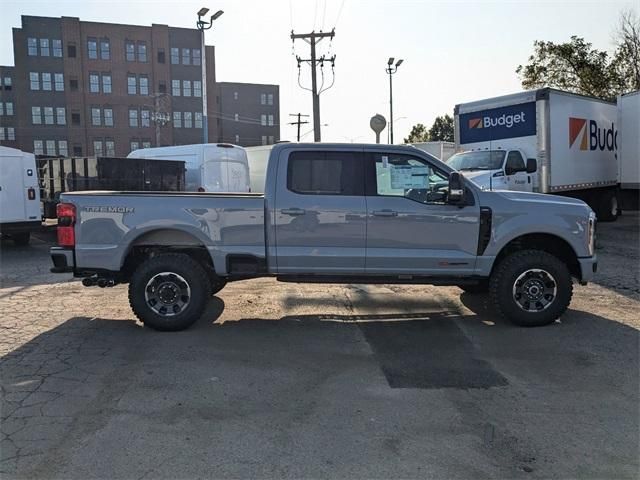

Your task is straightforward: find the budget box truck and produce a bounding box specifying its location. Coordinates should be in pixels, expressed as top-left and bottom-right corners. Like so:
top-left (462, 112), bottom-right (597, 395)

top-left (0, 146), bottom-right (41, 245)
top-left (453, 88), bottom-right (619, 221)
top-left (617, 90), bottom-right (640, 210)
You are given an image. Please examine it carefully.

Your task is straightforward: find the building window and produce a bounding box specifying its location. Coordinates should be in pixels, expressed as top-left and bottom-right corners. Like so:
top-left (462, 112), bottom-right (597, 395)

top-left (260, 114), bottom-right (266, 126)
top-left (235, 134), bottom-right (240, 143)
top-left (56, 107), bottom-right (66, 125)
top-left (70, 78), bottom-right (79, 91)
top-left (137, 42), bottom-right (147, 62)
top-left (172, 80), bottom-right (180, 97)
top-left (58, 140), bottom-right (68, 157)
top-left (141, 109), bottom-right (150, 127)
top-left (130, 140), bottom-right (139, 151)
top-left (129, 109), bottom-right (138, 127)
top-left (54, 73), bottom-right (64, 91)
top-left (127, 75), bottom-right (137, 95)
top-left (28, 37), bottom-right (38, 56)
top-left (173, 111), bottom-right (182, 128)
top-left (34, 140), bottom-right (44, 155)
top-left (104, 108), bottom-right (113, 126)
top-left (105, 140), bottom-right (115, 156)
top-left (53, 39), bottom-right (63, 57)
top-left (73, 144), bottom-right (82, 156)
top-left (5, 102), bottom-right (13, 116)
top-left (68, 44), bottom-right (77, 58)
top-left (184, 111), bottom-right (193, 128)
top-left (0, 128), bottom-right (5, 141)
top-left (93, 140), bottom-right (103, 156)
top-left (261, 135), bottom-right (267, 145)
top-left (42, 73), bottom-right (52, 91)
top-left (195, 112), bottom-right (203, 129)
top-left (0, 103), bottom-right (3, 116)
top-left (268, 114), bottom-right (274, 126)
top-left (139, 75), bottom-right (149, 95)
top-left (30, 72), bottom-right (39, 90)
top-left (193, 81), bottom-right (202, 97)
top-left (6, 127), bottom-right (16, 141)
top-left (158, 81), bottom-right (167, 94)
top-left (170, 47), bottom-right (179, 64)
top-left (71, 112), bottom-right (81, 125)
top-left (235, 113), bottom-right (240, 122)
top-left (3, 76), bottom-right (12, 90)
top-left (183, 80), bottom-right (191, 97)
top-left (40, 39), bottom-right (50, 57)
top-left (100, 39), bottom-right (110, 59)
top-left (91, 107), bottom-right (101, 126)
top-left (268, 135), bottom-right (274, 144)
top-left (157, 49), bottom-right (165, 64)
top-left (233, 91), bottom-right (238, 100)
top-left (192, 49), bottom-right (201, 65)
top-left (32, 107), bottom-right (42, 124)
top-left (142, 140), bottom-right (151, 149)
top-left (268, 93), bottom-right (274, 105)
top-left (261, 93), bottom-right (266, 105)
top-left (46, 140), bottom-right (56, 155)
top-left (87, 38), bottom-right (98, 59)
top-left (125, 41), bottom-right (135, 61)
top-left (102, 74), bottom-right (112, 94)
top-left (182, 48), bottom-right (190, 65)
top-left (89, 73), bottom-right (100, 93)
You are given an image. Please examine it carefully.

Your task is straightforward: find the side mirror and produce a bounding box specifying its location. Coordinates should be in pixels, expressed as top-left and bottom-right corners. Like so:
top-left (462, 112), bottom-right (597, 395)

top-left (448, 172), bottom-right (465, 205)
top-left (526, 158), bottom-right (537, 174)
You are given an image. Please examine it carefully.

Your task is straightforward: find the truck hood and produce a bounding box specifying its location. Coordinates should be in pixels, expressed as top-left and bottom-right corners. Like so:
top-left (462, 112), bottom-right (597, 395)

top-left (460, 169), bottom-right (507, 189)
top-left (488, 189), bottom-right (590, 209)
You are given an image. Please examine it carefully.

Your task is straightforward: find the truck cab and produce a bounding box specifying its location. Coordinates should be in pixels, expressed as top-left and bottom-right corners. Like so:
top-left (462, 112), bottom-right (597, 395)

top-left (446, 149), bottom-right (536, 192)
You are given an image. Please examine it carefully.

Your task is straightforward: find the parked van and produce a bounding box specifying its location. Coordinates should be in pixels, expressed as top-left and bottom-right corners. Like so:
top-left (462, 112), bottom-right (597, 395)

top-left (0, 146), bottom-right (41, 245)
top-left (128, 143), bottom-right (251, 192)
top-left (244, 145), bottom-right (275, 193)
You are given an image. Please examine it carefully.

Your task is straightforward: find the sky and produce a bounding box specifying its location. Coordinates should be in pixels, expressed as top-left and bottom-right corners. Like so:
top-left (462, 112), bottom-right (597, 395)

top-left (0, 0), bottom-right (634, 143)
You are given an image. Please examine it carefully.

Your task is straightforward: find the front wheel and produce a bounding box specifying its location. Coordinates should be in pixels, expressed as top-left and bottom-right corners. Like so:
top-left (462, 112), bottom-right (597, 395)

top-left (129, 253), bottom-right (211, 331)
top-left (489, 250), bottom-right (573, 327)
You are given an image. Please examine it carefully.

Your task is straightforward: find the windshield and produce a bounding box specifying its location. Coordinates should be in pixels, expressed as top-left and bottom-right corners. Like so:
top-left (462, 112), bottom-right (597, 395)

top-left (447, 151), bottom-right (506, 171)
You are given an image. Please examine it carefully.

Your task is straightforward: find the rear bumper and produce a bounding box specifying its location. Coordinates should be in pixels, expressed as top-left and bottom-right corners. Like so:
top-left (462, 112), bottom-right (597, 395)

top-left (50, 247), bottom-right (75, 273)
top-left (1, 221), bottom-right (42, 235)
top-left (578, 255), bottom-right (597, 284)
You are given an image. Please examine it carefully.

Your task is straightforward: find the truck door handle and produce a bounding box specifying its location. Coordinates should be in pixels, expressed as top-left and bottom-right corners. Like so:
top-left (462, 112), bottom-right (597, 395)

top-left (372, 210), bottom-right (398, 217)
top-left (528, 176), bottom-right (531, 184)
top-left (282, 208), bottom-right (306, 216)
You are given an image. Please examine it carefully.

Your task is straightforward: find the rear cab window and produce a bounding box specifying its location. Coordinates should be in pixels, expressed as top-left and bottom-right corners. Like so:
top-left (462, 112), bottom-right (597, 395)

top-left (287, 151), bottom-right (364, 196)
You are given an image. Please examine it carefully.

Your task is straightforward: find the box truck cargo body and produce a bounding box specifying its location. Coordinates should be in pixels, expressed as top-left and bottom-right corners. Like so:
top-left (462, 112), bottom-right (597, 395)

top-left (0, 146), bottom-right (41, 245)
top-left (453, 88), bottom-right (619, 220)
top-left (127, 143), bottom-right (250, 193)
top-left (617, 90), bottom-right (640, 210)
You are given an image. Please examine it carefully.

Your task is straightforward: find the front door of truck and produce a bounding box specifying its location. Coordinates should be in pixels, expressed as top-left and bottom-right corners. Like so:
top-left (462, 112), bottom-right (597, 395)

top-left (274, 149), bottom-right (367, 274)
top-left (505, 150), bottom-right (531, 192)
top-left (364, 152), bottom-right (480, 275)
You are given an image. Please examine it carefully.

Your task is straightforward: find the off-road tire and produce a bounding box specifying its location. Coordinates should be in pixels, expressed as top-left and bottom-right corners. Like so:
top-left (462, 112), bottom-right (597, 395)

top-left (211, 278), bottom-right (227, 295)
top-left (489, 250), bottom-right (573, 327)
top-left (12, 232), bottom-right (31, 246)
top-left (458, 280), bottom-right (489, 294)
top-left (129, 253), bottom-right (210, 331)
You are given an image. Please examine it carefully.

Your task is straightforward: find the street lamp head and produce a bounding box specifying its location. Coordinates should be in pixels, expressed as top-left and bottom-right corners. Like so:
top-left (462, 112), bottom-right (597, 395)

top-left (212, 10), bottom-right (224, 20)
top-left (395, 59), bottom-right (404, 67)
top-left (197, 7), bottom-right (209, 17)
top-left (387, 57), bottom-right (395, 66)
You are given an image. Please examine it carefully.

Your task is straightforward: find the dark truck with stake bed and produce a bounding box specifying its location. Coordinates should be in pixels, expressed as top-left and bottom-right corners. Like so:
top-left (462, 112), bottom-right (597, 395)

top-left (50, 143), bottom-right (597, 331)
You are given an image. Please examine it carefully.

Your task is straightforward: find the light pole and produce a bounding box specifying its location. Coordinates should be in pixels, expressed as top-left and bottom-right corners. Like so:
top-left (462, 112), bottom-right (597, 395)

top-left (385, 57), bottom-right (403, 144)
top-left (196, 7), bottom-right (224, 144)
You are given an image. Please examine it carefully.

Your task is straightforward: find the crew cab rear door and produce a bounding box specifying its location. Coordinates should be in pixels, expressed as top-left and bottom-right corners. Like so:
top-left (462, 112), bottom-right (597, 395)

top-left (364, 151), bottom-right (480, 275)
top-left (273, 149), bottom-right (367, 274)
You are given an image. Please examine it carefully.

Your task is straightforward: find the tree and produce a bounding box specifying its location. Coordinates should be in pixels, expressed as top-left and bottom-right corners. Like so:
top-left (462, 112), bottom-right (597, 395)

top-left (612, 8), bottom-right (640, 93)
top-left (403, 123), bottom-right (429, 143)
top-left (428, 114), bottom-right (454, 142)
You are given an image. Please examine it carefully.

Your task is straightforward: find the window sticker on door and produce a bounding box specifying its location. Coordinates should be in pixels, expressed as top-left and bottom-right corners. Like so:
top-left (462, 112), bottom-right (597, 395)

top-left (390, 165), bottom-right (429, 189)
top-left (382, 155), bottom-right (389, 168)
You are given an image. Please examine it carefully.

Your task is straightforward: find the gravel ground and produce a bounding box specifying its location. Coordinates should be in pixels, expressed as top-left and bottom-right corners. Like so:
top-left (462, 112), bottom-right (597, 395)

top-left (1, 214), bottom-right (638, 479)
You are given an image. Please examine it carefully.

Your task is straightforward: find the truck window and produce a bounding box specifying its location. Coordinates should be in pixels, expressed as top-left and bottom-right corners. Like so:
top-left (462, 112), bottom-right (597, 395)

top-left (506, 151), bottom-right (525, 172)
top-left (287, 151), bottom-right (364, 196)
top-left (371, 154), bottom-right (449, 205)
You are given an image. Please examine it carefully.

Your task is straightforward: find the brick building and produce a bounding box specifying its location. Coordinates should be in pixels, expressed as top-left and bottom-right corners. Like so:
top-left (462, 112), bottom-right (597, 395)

top-left (0, 16), bottom-right (280, 156)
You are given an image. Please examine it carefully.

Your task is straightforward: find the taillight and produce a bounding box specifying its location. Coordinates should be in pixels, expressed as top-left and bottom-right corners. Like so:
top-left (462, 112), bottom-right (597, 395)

top-left (57, 202), bottom-right (76, 247)
top-left (27, 187), bottom-right (36, 200)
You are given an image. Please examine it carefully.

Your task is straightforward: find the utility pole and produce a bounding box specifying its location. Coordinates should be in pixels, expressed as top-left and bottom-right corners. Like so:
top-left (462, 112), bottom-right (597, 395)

top-left (197, 7), bottom-right (224, 144)
top-left (291, 29), bottom-right (335, 142)
top-left (288, 113), bottom-right (310, 142)
top-left (385, 57), bottom-right (404, 144)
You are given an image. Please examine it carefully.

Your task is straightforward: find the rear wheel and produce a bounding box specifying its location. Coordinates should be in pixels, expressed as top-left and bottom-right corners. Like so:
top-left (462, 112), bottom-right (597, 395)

top-left (12, 232), bottom-right (30, 246)
top-left (489, 250), bottom-right (572, 327)
top-left (129, 253), bottom-right (210, 331)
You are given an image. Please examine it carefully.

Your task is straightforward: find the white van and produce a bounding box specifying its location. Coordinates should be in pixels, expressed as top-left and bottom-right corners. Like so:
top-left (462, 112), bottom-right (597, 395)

top-left (244, 145), bottom-right (275, 193)
top-left (127, 143), bottom-right (251, 192)
top-left (0, 146), bottom-right (41, 245)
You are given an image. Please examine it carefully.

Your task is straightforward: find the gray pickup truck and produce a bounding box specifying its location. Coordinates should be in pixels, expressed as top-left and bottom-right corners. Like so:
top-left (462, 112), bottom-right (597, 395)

top-left (50, 143), bottom-right (597, 331)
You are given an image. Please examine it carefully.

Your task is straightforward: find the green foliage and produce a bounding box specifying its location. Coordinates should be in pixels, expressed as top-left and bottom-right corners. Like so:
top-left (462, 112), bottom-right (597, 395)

top-left (403, 123), bottom-right (429, 143)
top-left (404, 115), bottom-right (454, 144)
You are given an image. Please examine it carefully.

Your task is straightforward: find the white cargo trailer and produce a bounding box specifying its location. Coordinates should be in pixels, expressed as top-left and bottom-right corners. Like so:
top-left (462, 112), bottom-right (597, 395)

top-left (0, 146), bottom-right (41, 245)
top-left (128, 143), bottom-right (251, 193)
top-left (617, 90), bottom-right (640, 210)
top-left (453, 88), bottom-right (620, 220)
top-left (410, 141), bottom-right (456, 161)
